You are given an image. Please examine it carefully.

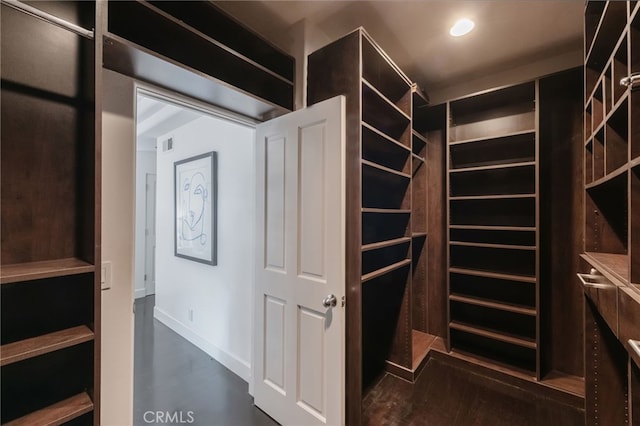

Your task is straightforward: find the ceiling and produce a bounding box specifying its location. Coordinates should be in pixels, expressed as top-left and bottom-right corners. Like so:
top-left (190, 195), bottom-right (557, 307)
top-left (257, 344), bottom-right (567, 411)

top-left (136, 94), bottom-right (201, 151)
top-left (216, 1), bottom-right (584, 97)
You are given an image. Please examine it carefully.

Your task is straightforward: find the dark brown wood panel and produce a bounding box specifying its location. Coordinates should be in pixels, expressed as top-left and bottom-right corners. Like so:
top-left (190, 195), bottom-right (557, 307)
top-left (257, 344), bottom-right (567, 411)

top-left (0, 2), bottom-right (100, 421)
top-left (418, 105), bottom-right (447, 338)
top-left (584, 298), bottom-right (629, 426)
top-left (538, 67), bottom-right (584, 378)
top-left (307, 30), bottom-right (363, 426)
top-left (619, 287), bottom-right (640, 351)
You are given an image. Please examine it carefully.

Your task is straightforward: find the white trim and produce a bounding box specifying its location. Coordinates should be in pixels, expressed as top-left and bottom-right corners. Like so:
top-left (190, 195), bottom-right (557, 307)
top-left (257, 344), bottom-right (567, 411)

top-left (136, 85), bottom-right (259, 129)
top-left (153, 306), bottom-right (252, 383)
top-left (134, 288), bottom-right (147, 299)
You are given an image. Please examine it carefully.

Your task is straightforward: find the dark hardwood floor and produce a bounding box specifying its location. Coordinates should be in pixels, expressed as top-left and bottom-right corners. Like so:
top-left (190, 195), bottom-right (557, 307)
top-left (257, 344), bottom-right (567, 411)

top-left (363, 358), bottom-right (585, 426)
top-left (134, 295), bottom-right (278, 426)
top-left (134, 295), bottom-right (584, 426)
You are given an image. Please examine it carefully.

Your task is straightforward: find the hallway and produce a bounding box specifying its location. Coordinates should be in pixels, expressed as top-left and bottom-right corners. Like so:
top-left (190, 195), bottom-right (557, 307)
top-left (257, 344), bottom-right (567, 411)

top-left (133, 296), bottom-right (278, 426)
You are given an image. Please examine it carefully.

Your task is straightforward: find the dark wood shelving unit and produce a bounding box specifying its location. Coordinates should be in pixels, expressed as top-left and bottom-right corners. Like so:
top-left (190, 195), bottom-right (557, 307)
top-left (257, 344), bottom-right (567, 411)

top-left (106, 0), bottom-right (294, 114)
top-left (446, 69), bottom-right (585, 385)
top-left (581, 3), bottom-right (640, 425)
top-left (308, 29), bottom-right (443, 424)
top-left (1, 1), bottom-right (101, 424)
top-left (100, 0), bottom-right (297, 139)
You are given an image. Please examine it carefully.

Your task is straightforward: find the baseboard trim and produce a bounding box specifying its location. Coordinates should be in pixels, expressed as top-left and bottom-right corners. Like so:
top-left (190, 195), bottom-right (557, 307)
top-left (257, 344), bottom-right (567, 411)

top-left (134, 288), bottom-right (147, 299)
top-left (153, 306), bottom-right (251, 383)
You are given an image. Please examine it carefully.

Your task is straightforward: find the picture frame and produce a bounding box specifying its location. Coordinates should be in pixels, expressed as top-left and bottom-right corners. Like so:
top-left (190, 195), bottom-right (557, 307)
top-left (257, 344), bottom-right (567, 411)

top-left (174, 151), bottom-right (217, 265)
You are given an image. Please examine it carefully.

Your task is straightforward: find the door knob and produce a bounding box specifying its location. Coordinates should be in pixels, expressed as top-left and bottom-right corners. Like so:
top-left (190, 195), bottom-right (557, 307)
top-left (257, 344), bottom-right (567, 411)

top-left (322, 294), bottom-right (337, 308)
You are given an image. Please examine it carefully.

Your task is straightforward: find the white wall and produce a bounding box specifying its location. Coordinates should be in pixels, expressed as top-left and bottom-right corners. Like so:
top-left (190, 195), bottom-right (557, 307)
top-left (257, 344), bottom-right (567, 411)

top-left (101, 69), bottom-right (135, 426)
top-left (154, 114), bottom-right (256, 382)
top-left (134, 151), bottom-right (157, 299)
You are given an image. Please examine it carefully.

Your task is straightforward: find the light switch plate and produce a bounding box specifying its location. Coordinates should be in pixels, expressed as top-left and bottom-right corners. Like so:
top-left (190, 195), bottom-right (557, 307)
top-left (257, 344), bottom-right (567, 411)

top-left (101, 261), bottom-right (112, 290)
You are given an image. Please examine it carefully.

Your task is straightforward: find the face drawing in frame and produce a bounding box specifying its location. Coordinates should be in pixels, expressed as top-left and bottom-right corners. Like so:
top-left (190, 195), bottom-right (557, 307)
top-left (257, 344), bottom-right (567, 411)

top-left (180, 170), bottom-right (208, 246)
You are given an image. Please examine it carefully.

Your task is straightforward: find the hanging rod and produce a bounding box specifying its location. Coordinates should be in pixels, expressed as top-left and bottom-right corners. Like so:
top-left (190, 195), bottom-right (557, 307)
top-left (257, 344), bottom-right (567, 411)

top-left (1, 0), bottom-right (94, 39)
top-left (620, 73), bottom-right (640, 90)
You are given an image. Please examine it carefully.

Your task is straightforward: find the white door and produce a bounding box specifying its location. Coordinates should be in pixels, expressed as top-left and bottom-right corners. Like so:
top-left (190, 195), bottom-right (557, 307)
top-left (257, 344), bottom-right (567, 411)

top-left (254, 96), bottom-right (345, 426)
top-left (145, 173), bottom-right (157, 296)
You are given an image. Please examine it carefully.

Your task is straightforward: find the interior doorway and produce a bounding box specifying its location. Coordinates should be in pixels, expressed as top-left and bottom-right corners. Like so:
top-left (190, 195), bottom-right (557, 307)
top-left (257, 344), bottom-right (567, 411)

top-left (131, 88), bottom-right (273, 425)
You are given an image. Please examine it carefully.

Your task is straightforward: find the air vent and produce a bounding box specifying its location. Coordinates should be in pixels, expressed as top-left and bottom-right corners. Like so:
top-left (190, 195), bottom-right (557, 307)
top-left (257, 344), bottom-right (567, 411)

top-left (162, 137), bottom-right (174, 152)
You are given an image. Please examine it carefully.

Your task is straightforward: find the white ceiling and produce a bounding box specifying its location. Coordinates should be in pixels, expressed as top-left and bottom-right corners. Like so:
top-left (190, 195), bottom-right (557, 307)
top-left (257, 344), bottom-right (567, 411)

top-left (136, 94), bottom-right (201, 151)
top-left (216, 1), bottom-right (584, 96)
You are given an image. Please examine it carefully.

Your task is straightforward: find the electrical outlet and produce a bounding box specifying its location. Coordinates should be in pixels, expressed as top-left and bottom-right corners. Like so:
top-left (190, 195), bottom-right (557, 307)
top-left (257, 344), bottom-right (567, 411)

top-left (188, 309), bottom-right (194, 322)
top-left (101, 261), bottom-right (112, 290)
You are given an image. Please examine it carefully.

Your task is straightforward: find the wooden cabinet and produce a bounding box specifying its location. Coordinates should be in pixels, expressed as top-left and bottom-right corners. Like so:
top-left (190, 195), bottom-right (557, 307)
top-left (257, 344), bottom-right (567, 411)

top-left (0, 1), bottom-right (101, 424)
top-left (446, 82), bottom-right (539, 375)
top-left (307, 28), bottom-right (440, 425)
top-left (581, 2), bottom-right (640, 425)
top-left (103, 0), bottom-right (294, 119)
top-left (445, 70), bottom-right (584, 384)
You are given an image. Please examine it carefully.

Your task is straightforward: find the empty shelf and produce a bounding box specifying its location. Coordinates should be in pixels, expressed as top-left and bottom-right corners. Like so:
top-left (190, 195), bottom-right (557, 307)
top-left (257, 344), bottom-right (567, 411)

top-left (450, 161), bottom-right (536, 174)
top-left (1, 325), bottom-right (94, 367)
top-left (450, 241), bottom-right (536, 251)
top-left (450, 294), bottom-right (536, 316)
top-left (1, 258), bottom-right (94, 285)
top-left (4, 392), bottom-right (93, 426)
top-left (362, 259), bottom-right (411, 283)
top-left (582, 252), bottom-right (629, 285)
top-left (362, 237), bottom-right (411, 252)
top-left (449, 129), bottom-right (536, 146)
top-left (450, 321), bottom-right (537, 349)
top-left (449, 267), bottom-right (537, 284)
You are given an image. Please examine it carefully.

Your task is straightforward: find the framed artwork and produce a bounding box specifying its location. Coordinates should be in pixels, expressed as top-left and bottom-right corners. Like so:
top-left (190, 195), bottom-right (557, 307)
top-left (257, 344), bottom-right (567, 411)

top-left (174, 151), bottom-right (217, 265)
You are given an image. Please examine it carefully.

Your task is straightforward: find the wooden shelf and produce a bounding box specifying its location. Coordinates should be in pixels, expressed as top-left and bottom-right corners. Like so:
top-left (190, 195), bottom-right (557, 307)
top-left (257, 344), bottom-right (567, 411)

top-left (542, 371), bottom-right (585, 398)
top-left (362, 78), bottom-right (411, 121)
top-left (1, 258), bottom-right (94, 285)
top-left (449, 194), bottom-right (535, 201)
top-left (449, 294), bottom-right (537, 316)
top-left (450, 161), bottom-right (536, 174)
top-left (450, 241), bottom-right (536, 251)
top-left (4, 392), bottom-right (93, 426)
top-left (411, 153), bottom-right (425, 163)
top-left (362, 208), bottom-right (411, 214)
top-left (362, 159), bottom-right (411, 179)
top-left (449, 267), bottom-right (537, 284)
top-left (582, 252), bottom-right (629, 285)
top-left (450, 321), bottom-right (537, 349)
top-left (362, 259), bottom-right (411, 283)
top-left (1, 325), bottom-right (94, 367)
top-left (449, 225), bottom-right (536, 232)
top-left (585, 163), bottom-right (627, 190)
top-left (449, 129), bottom-right (536, 146)
top-left (362, 122), bottom-right (410, 153)
top-left (362, 237), bottom-right (411, 252)
top-left (412, 130), bottom-right (428, 144)
top-left (412, 330), bottom-right (436, 370)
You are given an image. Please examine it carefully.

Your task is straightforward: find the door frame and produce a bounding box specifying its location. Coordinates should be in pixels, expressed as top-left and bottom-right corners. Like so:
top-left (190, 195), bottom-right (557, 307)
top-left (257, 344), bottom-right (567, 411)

top-left (131, 82), bottom-right (261, 384)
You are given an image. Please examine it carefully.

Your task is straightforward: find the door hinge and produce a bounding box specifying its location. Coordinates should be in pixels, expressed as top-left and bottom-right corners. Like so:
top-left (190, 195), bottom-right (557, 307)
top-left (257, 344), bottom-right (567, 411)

top-left (341, 296), bottom-right (345, 307)
top-left (144, 274), bottom-right (147, 281)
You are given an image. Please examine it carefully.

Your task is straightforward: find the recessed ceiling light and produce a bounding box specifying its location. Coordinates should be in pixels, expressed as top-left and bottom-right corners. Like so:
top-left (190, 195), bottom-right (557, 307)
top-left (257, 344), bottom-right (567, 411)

top-left (450, 18), bottom-right (475, 37)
